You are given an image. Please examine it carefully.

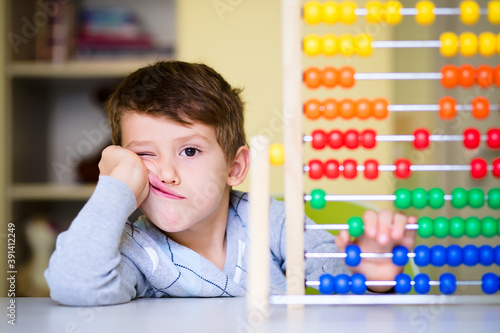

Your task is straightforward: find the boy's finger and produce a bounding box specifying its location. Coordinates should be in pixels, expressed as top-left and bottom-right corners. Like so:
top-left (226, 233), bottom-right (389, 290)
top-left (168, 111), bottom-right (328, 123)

top-left (335, 230), bottom-right (350, 252)
top-left (362, 210), bottom-right (378, 239)
top-left (391, 212), bottom-right (407, 241)
top-left (376, 210), bottom-right (392, 245)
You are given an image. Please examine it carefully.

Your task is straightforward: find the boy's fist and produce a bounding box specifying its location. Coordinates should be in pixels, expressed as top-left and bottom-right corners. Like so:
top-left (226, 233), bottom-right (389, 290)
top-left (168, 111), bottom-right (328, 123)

top-left (98, 145), bottom-right (149, 206)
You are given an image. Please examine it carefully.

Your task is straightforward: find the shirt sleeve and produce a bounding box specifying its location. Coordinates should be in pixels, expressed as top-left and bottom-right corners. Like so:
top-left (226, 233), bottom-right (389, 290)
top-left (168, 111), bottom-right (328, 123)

top-left (44, 175), bottom-right (142, 306)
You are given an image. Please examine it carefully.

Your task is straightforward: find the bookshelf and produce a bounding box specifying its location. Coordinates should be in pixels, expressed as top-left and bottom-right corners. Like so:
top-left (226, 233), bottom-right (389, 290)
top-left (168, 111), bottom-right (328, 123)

top-left (1, 0), bottom-right (176, 297)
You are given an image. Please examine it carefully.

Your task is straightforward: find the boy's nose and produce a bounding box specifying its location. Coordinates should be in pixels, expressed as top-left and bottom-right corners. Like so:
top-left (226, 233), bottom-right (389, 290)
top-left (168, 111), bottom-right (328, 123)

top-left (144, 160), bottom-right (180, 185)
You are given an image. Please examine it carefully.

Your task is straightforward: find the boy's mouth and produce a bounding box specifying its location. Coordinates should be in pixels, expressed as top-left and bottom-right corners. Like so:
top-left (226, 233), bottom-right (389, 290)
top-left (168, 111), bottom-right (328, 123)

top-left (148, 173), bottom-right (185, 200)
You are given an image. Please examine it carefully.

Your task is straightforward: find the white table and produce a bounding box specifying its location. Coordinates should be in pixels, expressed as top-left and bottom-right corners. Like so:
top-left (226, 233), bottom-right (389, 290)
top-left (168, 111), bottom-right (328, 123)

top-left (3, 296), bottom-right (500, 333)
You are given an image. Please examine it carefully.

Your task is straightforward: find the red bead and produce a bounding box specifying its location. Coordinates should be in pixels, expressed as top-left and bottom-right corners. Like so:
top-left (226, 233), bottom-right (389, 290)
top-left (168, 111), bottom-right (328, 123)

top-left (308, 159), bottom-right (324, 180)
top-left (311, 129), bottom-right (327, 149)
top-left (463, 128), bottom-right (481, 149)
top-left (361, 129), bottom-right (376, 149)
top-left (487, 128), bottom-right (500, 149)
top-left (441, 65), bottom-right (459, 88)
top-left (413, 128), bottom-right (430, 149)
top-left (328, 130), bottom-right (343, 149)
top-left (344, 129), bottom-right (359, 149)
top-left (304, 67), bottom-right (322, 88)
top-left (394, 158), bottom-right (412, 179)
top-left (324, 159), bottom-right (340, 179)
top-left (342, 159), bottom-right (358, 179)
top-left (471, 97), bottom-right (490, 119)
top-left (459, 64), bottom-right (476, 88)
top-left (493, 158), bottom-right (500, 178)
top-left (364, 159), bottom-right (379, 180)
top-left (477, 65), bottom-right (494, 88)
top-left (494, 65), bottom-right (500, 87)
top-left (470, 158), bottom-right (488, 179)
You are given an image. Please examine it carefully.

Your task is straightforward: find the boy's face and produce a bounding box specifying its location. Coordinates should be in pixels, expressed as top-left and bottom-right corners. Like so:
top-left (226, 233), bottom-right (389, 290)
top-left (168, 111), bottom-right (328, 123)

top-left (121, 112), bottom-right (233, 234)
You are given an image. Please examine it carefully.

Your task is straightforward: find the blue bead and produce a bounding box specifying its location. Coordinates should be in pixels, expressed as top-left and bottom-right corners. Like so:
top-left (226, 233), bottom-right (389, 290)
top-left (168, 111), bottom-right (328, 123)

top-left (350, 273), bottom-right (367, 295)
top-left (394, 273), bottom-right (412, 294)
top-left (392, 245), bottom-right (409, 266)
top-left (495, 245), bottom-right (500, 266)
top-left (414, 273), bottom-right (431, 294)
top-left (319, 274), bottom-right (336, 294)
top-left (481, 273), bottom-right (498, 294)
top-left (439, 273), bottom-right (457, 295)
top-left (479, 245), bottom-right (495, 266)
top-left (463, 244), bottom-right (479, 266)
top-left (335, 274), bottom-right (350, 294)
top-left (414, 245), bottom-right (430, 267)
top-left (446, 244), bottom-right (463, 267)
top-left (430, 245), bottom-right (447, 267)
top-left (345, 244), bottom-right (362, 267)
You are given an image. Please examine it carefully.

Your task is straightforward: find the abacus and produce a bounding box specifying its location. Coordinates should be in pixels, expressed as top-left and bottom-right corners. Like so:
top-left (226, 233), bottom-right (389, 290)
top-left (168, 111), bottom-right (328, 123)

top-left (246, 0), bottom-right (500, 312)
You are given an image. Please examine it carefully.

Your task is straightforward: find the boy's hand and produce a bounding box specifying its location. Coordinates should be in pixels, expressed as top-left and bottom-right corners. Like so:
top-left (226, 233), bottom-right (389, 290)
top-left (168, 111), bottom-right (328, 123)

top-left (98, 145), bottom-right (150, 207)
top-left (335, 210), bottom-right (417, 292)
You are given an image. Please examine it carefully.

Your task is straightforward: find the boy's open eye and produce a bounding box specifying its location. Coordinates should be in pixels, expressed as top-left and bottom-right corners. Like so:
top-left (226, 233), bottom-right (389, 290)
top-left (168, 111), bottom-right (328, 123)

top-left (181, 147), bottom-right (200, 157)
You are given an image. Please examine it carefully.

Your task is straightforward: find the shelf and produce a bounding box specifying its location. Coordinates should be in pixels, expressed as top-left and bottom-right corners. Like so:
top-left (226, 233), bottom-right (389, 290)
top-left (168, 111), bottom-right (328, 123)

top-left (8, 59), bottom-right (167, 79)
top-left (11, 183), bottom-right (96, 201)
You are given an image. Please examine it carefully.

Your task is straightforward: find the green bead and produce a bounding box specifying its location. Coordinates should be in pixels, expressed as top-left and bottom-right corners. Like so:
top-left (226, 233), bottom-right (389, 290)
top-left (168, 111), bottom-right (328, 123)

top-left (428, 188), bottom-right (445, 209)
top-left (412, 188), bottom-right (428, 209)
top-left (449, 217), bottom-right (465, 238)
top-left (487, 189), bottom-right (500, 209)
top-left (417, 217), bottom-right (433, 238)
top-left (347, 216), bottom-right (364, 237)
top-left (468, 188), bottom-right (485, 209)
top-left (433, 217), bottom-right (449, 238)
top-left (394, 188), bottom-right (411, 209)
top-left (451, 188), bottom-right (468, 209)
top-left (465, 217), bottom-right (481, 238)
top-left (310, 189), bottom-right (326, 210)
top-left (481, 217), bottom-right (498, 238)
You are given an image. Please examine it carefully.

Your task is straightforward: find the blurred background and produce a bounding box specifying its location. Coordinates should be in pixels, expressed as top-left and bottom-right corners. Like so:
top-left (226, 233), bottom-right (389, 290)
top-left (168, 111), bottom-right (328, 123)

top-left (0, 0), bottom-right (498, 296)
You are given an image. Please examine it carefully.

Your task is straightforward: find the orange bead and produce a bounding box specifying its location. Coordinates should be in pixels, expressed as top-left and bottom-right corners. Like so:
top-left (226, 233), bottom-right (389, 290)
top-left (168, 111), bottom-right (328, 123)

top-left (459, 64), bottom-right (476, 88)
top-left (441, 65), bottom-right (459, 88)
top-left (494, 65), bottom-right (500, 87)
top-left (339, 66), bottom-right (355, 88)
top-left (304, 99), bottom-right (323, 120)
top-left (438, 96), bottom-right (457, 120)
top-left (322, 66), bottom-right (338, 88)
top-left (304, 67), bottom-right (322, 88)
top-left (323, 98), bottom-right (339, 119)
top-left (471, 96), bottom-right (490, 119)
top-left (339, 99), bottom-right (356, 119)
top-left (372, 98), bottom-right (389, 119)
top-left (477, 65), bottom-right (494, 88)
top-left (356, 98), bottom-right (373, 119)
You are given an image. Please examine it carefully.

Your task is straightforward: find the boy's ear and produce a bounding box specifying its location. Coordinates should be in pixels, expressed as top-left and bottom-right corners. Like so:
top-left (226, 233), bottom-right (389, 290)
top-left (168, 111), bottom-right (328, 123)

top-left (227, 146), bottom-right (250, 186)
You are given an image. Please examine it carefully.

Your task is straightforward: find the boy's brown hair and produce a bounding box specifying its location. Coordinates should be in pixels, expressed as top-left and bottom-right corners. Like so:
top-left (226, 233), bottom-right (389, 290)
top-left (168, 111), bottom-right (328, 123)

top-left (105, 60), bottom-right (247, 162)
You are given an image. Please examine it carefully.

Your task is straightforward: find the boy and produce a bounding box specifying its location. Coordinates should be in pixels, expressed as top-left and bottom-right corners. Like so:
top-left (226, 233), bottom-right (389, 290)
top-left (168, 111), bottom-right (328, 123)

top-left (45, 61), bottom-right (416, 306)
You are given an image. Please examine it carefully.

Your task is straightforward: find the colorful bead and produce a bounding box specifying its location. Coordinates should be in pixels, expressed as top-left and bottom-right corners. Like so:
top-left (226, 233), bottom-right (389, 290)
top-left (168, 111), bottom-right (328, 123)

top-left (459, 32), bottom-right (478, 57)
top-left (322, 34), bottom-right (339, 56)
top-left (449, 217), bottom-right (465, 238)
top-left (460, 1), bottom-right (480, 25)
top-left (487, 128), bottom-right (500, 149)
top-left (344, 129), bottom-right (359, 149)
top-left (308, 159), bottom-right (323, 180)
top-left (355, 33), bottom-right (373, 56)
top-left (372, 98), bottom-right (389, 119)
top-left (440, 32), bottom-right (458, 57)
top-left (335, 274), bottom-right (351, 294)
top-left (319, 274), bottom-right (335, 294)
top-left (463, 127), bottom-right (481, 149)
top-left (361, 129), bottom-right (376, 148)
top-left (339, 99), bottom-right (356, 119)
top-left (487, 189), bottom-right (500, 209)
top-left (394, 158), bottom-right (412, 179)
top-left (414, 245), bottom-right (430, 266)
top-left (488, 1), bottom-right (500, 24)
top-left (451, 187), bottom-right (468, 209)
top-left (322, 66), bottom-right (338, 87)
top-left (395, 188), bottom-right (412, 209)
top-left (304, 99), bottom-right (322, 120)
top-left (481, 273), bottom-right (498, 295)
top-left (438, 96), bottom-right (457, 120)
top-left (392, 246), bottom-right (409, 266)
top-left (384, 1), bottom-right (403, 25)
top-left (350, 273), bottom-right (367, 295)
top-left (441, 65), bottom-right (459, 88)
top-left (430, 245), bottom-right (447, 267)
top-left (311, 129), bottom-right (327, 149)
top-left (343, 159), bottom-right (358, 179)
top-left (324, 99), bottom-right (339, 119)
top-left (415, 1), bottom-right (435, 25)
top-left (310, 189), bottom-right (326, 209)
top-left (433, 217), bottom-right (449, 238)
top-left (339, 34), bottom-right (355, 56)
top-left (493, 159), bottom-right (500, 178)
top-left (364, 159), bottom-right (379, 180)
top-left (303, 67), bottom-right (322, 88)
top-left (479, 245), bottom-right (495, 266)
top-left (463, 244), bottom-right (479, 266)
top-left (348, 216), bottom-right (364, 237)
top-left (459, 64), bottom-right (475, 87)
top-left (323, 1), bottom-right (340, 24)
top-left (495, 65), bottom-right (500, 87)
top-left (414, 273), bottom-right (430, 294)
top-left (304, 34), bottom-right (322, 56)
top-left (325, 159), bottom-right (340, 179)
top-left (413, 128), bottom-right (430, 149)
top-left (417, 217), bottom-right (433, 238)
top-left (470, 158), bottom-right (488, 179)
top-left (465, 217), bottom-right (481, 237)
top-left (477, 65), bottom-right (494, 87)
top-left (340, 1), bottom-right (357, 24)
top-left (269, 143), bottom-right (285, 166)
top-left (339, 66), bottom-right (355, 88)
top-left (345, 244), bottom-right (361, 266)
top-left (328, 130), bottom-right (343, 149)
top-left (468, 188), bottom-right (485, 208)
top-left (365, 1), bottom-right (383, 23)
top-left (395, 273), bottom-right (412, 294)
top-left (412, 188), bottom-right (428, 209)
top-left (439, 273), bottom-right (457, 295)
top-left (446, 245), bottom-right (463, 267)
top-left (479, 32), bottom-right (497, 57)
top-left (472, 97), bottom-right (490, 119)
top-left (303, 1), bottom-right (322, 25)
top-left (481, 217), bottom-right (498, 237)
top-left (428, 188), bottom-right (445, 209)
top-left (496, 246), bottom-right (500, 266)
top-left (356, 99), bottom-right (372, 120)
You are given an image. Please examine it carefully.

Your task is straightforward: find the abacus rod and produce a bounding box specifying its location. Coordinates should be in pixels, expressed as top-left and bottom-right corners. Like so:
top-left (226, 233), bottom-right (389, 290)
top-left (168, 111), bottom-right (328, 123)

top-left (304, 194), bottom-right (458, 202)
top-left (354, 72), bottom-right (442, 80)
top-left (302, 164), bottom-right (484, 173)
top-left (306, 224), bottom-right (418, 231)
top-left (305, 252), bottom-right (417, 259)
top-left (372, 40), bottom-right (441, 49)
top-left (305, 280), bottom-right (483, 287)
top-left (303, 134), bottom-right (488, 143)
top-left (353, 8), bottom-right (488, 16)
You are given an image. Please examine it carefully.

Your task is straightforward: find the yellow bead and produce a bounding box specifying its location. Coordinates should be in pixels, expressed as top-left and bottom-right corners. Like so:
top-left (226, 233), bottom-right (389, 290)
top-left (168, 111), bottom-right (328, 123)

top-left (340, 1), bottom-right (357, 24)
top-left (322, 34), bottom-right (339, 56)
top-left (355, 33), bottom-right (373, 56)
top-left (460, 1), bottom-right (480, 25)
top-left (479, 32), bottom-right (497, 56)
top-left (304, 1), bottom-right (323, 25)
top-left (339, 34), bottom-right (355, 56)
top-left (365, 1), bottom-right (383, 23)
top-left (440, 32), bottom-right (458, 57)
top-left (269, 143), bottom-right (284, 166)
top-left (415, 1), bottom-right (435, 25)
top-left (323, 1), bottom-right (340, 24)
top-left (460, 32), bottom-right (478, 57)
top-left (497, 33), bottom-right (500, 54)
top-left (384, 1), bottom-right (403, 25)
top-left (489, 1), bottom-right (500, 24)
top-left (304, 34), bottom-right (322, 56)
